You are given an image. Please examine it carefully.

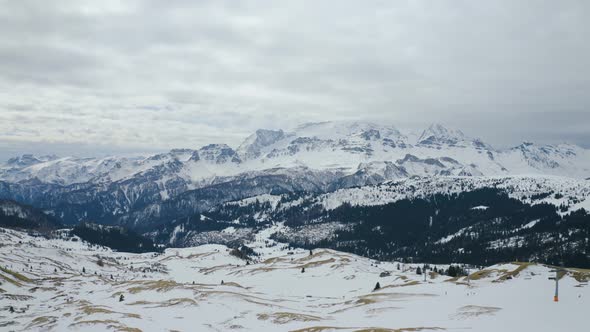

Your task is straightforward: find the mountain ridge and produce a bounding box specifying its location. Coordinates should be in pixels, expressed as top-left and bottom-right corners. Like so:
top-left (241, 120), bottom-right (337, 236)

top-left (2, 121), bottom-right (588, 187)
top-left (0, 121), bottom-right (588, 233)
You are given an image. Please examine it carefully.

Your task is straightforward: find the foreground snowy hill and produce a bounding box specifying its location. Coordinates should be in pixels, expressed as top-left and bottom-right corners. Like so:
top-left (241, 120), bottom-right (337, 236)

top-left (0, 227), bottom-right (588, 331)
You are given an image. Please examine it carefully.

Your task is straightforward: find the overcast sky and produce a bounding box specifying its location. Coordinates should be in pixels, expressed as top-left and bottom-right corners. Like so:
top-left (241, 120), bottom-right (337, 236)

top-left (0, 0), bottom-right (589, 160)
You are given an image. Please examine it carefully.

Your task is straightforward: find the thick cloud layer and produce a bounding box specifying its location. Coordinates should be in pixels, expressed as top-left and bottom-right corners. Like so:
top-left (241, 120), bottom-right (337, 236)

top-left (1, 0), bottom-right (589, 160)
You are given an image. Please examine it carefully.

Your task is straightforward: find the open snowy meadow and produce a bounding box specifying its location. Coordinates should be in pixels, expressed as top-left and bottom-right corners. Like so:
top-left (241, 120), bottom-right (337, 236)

top-left (1, 227), bottom-right (588, 332)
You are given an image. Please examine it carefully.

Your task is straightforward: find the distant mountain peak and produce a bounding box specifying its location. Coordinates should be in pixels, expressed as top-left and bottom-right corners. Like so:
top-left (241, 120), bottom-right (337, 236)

top-left (238, 129), bottom-right (285, 160)
top-left (6, 154), bottom-right (59, 168)
top-left (292, 120), bottom-right (403, 141)
top-left (418, 123), bottom-right (465, 144)
top-left (199, 144), bottom-right (241, 164)
top-left (416, 123), bottom-right (492, 150)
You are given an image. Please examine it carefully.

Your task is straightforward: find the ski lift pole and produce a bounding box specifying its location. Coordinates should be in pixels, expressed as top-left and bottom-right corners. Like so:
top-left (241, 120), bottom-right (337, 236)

top-left (549, 268), bottom-right (566, 302)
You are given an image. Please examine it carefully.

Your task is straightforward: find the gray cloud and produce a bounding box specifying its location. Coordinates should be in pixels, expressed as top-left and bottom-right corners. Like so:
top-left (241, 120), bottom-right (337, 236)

top-left (0, 0), bottom-right (589, 160)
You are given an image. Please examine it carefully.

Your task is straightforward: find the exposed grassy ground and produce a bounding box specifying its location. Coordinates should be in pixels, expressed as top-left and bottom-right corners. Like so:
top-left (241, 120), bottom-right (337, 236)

top-left (257, 311), bottom-right (323, 324)
top-left (0, 266), bottom-right (32, 283)
top-left (570, 268), bottom-right (590, 282)
top-left (451, 305), bottom-right (502, 319)
top-left (495, 262), bottom-right (535, 282)
top-left (25, 316), bottom-right (58, 330)
top-left (127, 280), bottom-right (182, 294)
top-left (128, 298), bottom-right (196, 308)
top-left (0, 273), bottom-right (23, 287)
top-left (68, 319), bottom-right (142, 332)
top-left (468, 269), bottom-right (503, 281)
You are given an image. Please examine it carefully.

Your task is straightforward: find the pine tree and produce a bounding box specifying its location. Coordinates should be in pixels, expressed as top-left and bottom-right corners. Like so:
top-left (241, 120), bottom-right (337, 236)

top-left (301, 267), bottom-right (305, 273)
top-left (373, 282), bottom-right (381, 291)
top-left (82, 267), bottom-right (86, 273)
top-left (416, 266), bottom-right (422, 275)
top-left (119, 294), bottom-right (125, 302)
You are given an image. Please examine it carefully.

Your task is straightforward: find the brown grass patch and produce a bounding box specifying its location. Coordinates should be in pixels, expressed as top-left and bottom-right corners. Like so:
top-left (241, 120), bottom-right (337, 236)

top-left (0, 266), bottom-right (32, 282)
top-left (257, 311), bottom-right (322, 324)
top-left (495, 262), bottom-right (534, 282)
top-left (77, 304), bottom-right (141, 320)
top-left (2, 293), bottom-right (34, 301)
top-left (445, 276), bottom-right (464, 283)
top-left (78, 305), bottom-right (117, 317)
top-left (128, 298), bottom-right (196, 308)
top-left (297, 258), bottom-right (336, 269)
top-left (221, 281), bottom-right (248, 289)
top-left (378, 280), bottom-right (421, 290)
top-left (451, 305), bottom-right (501, 319)
top-left (69, 319), bottom-right (142, 332)
top-left (26, 316), bottom-right (58, 329)
top-left (0, 272), bottom-right (23, 287)
top-left (198, 264), bottom-right (237, 275)
top-left (570, 268), bottom-right (590, 283)
top-left (117, 327), bottom-right (143, 332)
top-left (345, 292), bottom-right (436, 309)
top-left (468, 269), bottom-right (500, 281)
top-left (297, 250), bottom-right (333, 261)
top-left (262, 256), bottom-right (289, 264)
top-left (127, 280), bottom-right (181, 294)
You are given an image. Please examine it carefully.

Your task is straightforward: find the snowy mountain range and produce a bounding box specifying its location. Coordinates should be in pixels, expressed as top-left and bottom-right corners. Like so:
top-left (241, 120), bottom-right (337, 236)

top-left (0, 121), bottom-right (589, 231)
top-left (2, 121), bottom-right (589, 187)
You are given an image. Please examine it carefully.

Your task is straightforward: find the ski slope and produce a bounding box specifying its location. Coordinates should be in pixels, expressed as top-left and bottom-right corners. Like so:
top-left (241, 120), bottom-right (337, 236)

top-left (0, 227), bottom-right (588, 331)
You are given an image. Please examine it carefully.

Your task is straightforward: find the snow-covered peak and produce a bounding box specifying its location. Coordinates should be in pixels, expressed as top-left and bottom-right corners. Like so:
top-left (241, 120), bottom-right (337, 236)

top-left (418, 123), bottom-right (468, 146)
top-left (511, 141), bottom-right (579, 157)
top-left (416, 123), bottom-right (497, 152)
top-left (198, 144), bottom-right (241, 164)
top-left (238, 129), bottom-right (285, 160)
top-left (501, 141), bottom-right (587, 172)
top-left (5, 154), bottom-right (58, 168)
top-left (293, 121), bottom-right (403, 141)
top-left (1, 121), bottom-right (588, 189)
top-left (355, 161), bottom-right (408, 179)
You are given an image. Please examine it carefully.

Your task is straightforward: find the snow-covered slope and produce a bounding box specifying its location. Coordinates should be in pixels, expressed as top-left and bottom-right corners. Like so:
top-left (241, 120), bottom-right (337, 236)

top-left (318, 175), bottom-right (590, 212)
top-left (1, 227), bottom-right (588, 331)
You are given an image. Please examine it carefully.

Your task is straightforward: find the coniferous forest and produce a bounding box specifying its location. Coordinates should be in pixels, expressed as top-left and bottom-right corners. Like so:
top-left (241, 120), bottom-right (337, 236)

top-left (192, 188), bottom-right (590, 268)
